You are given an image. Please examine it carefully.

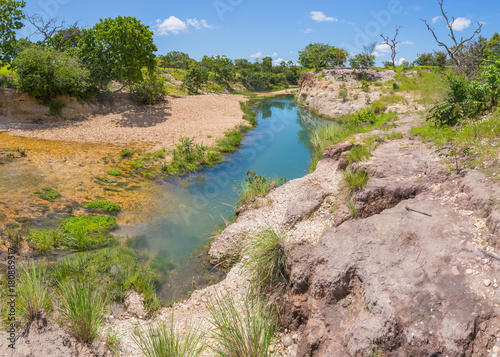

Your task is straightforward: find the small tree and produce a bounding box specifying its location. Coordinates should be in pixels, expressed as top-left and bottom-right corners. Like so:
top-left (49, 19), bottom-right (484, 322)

top-left (421, 0), bottom-right (482, 74)
top-left (350, 42), bottom-right (376, 69)
top-left (0, 0), bottom-right (25, 65)
top-left (298, 43), bottom-right (348, 69)
top-left (183, 63), bottom-right (209, 93)
top-left (380, 26), bottom-right (401, 67)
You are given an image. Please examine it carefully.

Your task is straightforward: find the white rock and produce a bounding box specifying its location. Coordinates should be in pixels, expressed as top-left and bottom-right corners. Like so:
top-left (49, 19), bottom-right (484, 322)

top-left (493, 345), bottom-right (500, 353)
top-left (465, 269), bottom-right (473, 275)
top-left (485, 279), bottom-right (491, 287)
top-left (282, 335), bottom-right (293, 347)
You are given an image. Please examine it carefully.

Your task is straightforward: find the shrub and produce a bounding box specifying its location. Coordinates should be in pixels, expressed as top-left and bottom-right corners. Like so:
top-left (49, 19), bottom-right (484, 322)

top-left (205, 292), bottom-right (277, 357)
top-left (58, 281), bottom-right (107, 343)
top-left (338, 89), bottom-right (348, 102)
top-left (17, 263), bottom-right (52, 322)
top-left (133, 314), bottom-right (204, 357)
top-left (132, 67), bottom-right (167, 104)
top-left (13, 45), bottom-right (91, 101)
top-left (119, 148), bottom-right (135, 158)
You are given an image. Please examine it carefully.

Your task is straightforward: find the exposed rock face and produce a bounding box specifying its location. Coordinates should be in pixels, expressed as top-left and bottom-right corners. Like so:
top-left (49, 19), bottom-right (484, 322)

top-left (297, 69), bottom-right (420, 118)
top-left (0, 88), bottom-right (96, 122)
top-left (283, 197), bottom-right (498, 356)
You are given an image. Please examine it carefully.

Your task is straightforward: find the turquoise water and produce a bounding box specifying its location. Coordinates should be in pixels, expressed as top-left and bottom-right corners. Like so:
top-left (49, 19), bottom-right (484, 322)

top-left (129, 96), bottom-right (326, 301)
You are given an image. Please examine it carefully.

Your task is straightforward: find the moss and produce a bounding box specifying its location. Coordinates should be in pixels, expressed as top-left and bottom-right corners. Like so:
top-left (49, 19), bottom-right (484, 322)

top-left (34, 188), bottom-right (61, 202)
top-left (108, 169), bottom-right (122, 176)
top-left (83, 200), bottom-right (121, 212)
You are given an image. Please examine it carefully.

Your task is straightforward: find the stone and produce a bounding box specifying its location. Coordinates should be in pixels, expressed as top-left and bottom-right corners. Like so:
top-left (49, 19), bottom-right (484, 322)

top-left (466, 269), bottom-right (473, 275)
top-left (282, 335), bottom-right (293, 347)
top-left (485, 279), bottom-right (491, 287)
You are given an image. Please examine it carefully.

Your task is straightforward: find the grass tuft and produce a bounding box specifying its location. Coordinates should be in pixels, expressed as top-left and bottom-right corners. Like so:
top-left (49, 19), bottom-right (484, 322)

top-left (58, 280), bottom-right (107, 343)
top-left (205, 291), bottom-right (277, 357)
top-left (17, 262), bottom-right (52, 322)
top-left (343, 169), bottom-right (369, 193)
top-left (83, 200), bottom-right (121, 212)
top-left (242, 226), bottom-right (288, 293)
top-left (34, 188), bottom-right (61, 202)
top-left (235, 170), bottom-right (287, 208)
top-left (133, 313), bottom-right (204, 357)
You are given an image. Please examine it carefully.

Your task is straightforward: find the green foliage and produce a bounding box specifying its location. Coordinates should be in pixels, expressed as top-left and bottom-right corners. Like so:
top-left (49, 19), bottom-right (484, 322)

top-left (52, 246), bottom-right (160, 311)
top-left (150, 254), bottom-right (176, 273)
top-left (361, 80), bottom-right (370, 92)
top-left (0, 0), bottom-right (25, 64)
top-left (119, 147), bottom-right (135, 158)
top-left (371, 102), bottom-right (388, 113)
top-left (205, 292), bottom-right (278, 357)
top-left (343, 169), bottom-right (369, 192)
top-left (298, 43), bottom-right (349, 68)
top-left (350, 108), bottom-right (377, 125)
top-left (350, 54), bottom-right (376, 69)
top-left (34, 188), bottom-right (61, 202)
top-left (78, 16), bottom-right (157, 86)
top-left (159, 51), bottom-right (194, 69)
top-left (57, 215), bottom-right (116, 250)
top-left (235, 170), bottom-right (287, 208)
top-left (132, 66), bottom-right (167, 104)
top-left (394, 67), bottom-right (447, 106)
top-left (183, 63), bottom-right (209, 93)
top-left (14, 45), bottom-right (91, 101)
top-left (338, 89), bottom-right (348, 102)
top-left (108, 169), bottom-right (122, 176)
top-left (345, 145), bottom-right (372, 165)
top-left (242, 226), bottom-right (287, 293)
top-left (133, 316), bottom-right (204, 357)
top-left (27, 229), bottom-right (72, 252)
top-left (83, 200), bottom-right (121, 212)
top-left (240, 101), bottom-right (257, 126)
top-left (217, 129), bottom-right (244, 153)
top-left (17, 263), bottom-right (52, 322)
top-left (58, 280), bottom-right (107, 343)
top-left (413, 51), bottom-right (449, 68)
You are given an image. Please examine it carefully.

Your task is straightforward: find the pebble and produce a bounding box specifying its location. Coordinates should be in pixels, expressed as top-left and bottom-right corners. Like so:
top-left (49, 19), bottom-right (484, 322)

top-left (269, 345), bottom-right (275, 353)
top-left (493, 346), bottom-right (500, 353)
top-left (466, 269), bottom-right (473, 275)
top-left (293, 333), bottom-right (298, 342)
top-left (485, 280), bottom-right (491, 287)
top-left (282, 335), bottom-right (293, 347)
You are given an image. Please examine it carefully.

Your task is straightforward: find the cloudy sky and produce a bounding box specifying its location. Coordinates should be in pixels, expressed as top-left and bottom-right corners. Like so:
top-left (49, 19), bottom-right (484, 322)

top-left (22, 0), bottom-right (498, 65)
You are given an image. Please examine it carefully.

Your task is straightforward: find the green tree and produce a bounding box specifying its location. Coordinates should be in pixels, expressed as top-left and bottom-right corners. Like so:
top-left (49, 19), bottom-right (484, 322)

top-left (46, 26), bottom-right (82, 51)
top-left (0, 0), bottom-right (25, 65)
top-left (485, 33), bottom-right (500, 61)
top-left (13, 44), bottom-right (91, 101)
top-left (298, 43), bottom-right (348, 69)
top-left (183, 63), bottom-right (209, 93)
top-left (350, 54), bottom-right (375, 69)
top-left (158, 51), bottom-right (193, 69)
top-left (78, 16), bottom-right (157, 87)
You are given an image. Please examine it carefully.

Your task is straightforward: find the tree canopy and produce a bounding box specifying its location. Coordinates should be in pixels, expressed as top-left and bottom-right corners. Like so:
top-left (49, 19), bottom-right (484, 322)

top-left (0, 0), bottom-right (25, 64)
top-left (298, 43), bottom-right (348, 69)
top-left (78, 16), bottom-right (157, 86)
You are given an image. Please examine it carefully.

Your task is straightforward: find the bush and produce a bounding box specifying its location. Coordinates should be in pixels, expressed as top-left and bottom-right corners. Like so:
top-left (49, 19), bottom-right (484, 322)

top-left (13, 45), bottom-right (92, 101)
top-left (132, 67), bottom-right (167, 104)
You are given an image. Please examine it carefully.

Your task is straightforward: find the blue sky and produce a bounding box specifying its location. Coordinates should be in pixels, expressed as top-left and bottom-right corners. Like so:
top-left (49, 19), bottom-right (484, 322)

top-left (22, 0), bottom-right (499, 65)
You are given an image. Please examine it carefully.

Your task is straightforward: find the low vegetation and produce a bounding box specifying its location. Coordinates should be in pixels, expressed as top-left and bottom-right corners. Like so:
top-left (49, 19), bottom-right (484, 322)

top-left (235, 170), bottom-right (287, 208)
top-left (17, 263), bottom-right (52, 323)
top-left (83, 200), bottom-right (121, 212)
top-left (133, 314), bottom-right (204, 357)
top-left (242, 226), bottom-right (288, 294)
top-left (58, 280), bottom-right (107, 343)
top-left (205, 292), bottom-right (278, 357)
top-left (343, 169), bottom-right (369, 193)
top-left (33, 188), bottom-right (61, 202)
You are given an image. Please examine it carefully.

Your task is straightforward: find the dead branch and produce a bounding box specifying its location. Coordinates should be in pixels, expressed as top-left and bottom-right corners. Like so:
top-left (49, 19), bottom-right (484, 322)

top-left (381, 26), bottom-right (402, 67)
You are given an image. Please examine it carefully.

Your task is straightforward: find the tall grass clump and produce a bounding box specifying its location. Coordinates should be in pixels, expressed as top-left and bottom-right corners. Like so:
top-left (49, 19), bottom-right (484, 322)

top-left (242, 226), bottom-right (288, 293)
top-left (60, 215), bottom-right (117, 250)
top-left (17, 263), bottom-right (52, 322)
top-left (345, 145), bottom-right (371, 165)
top-left (235, 170), bottom-right (287, 208)
top-left (343, 169), bottom-right (369, 192)
top-left (133, 314), bottom-right (204, 357)
top-left (309, 124), bottom-right (356, 172)
top-left (58, 281), bottom-right (107, 343)
top-left (205, 292), bottom-right (277, 357)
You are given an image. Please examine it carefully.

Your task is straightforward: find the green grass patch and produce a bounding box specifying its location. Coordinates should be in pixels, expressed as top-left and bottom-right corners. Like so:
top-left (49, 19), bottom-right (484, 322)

top-left (343, 169), bottom-right (369, 193)
top-left (51, 246), bottom-right (160, 312)
top-left (108, 169), bottom-right (122, 176)
top-left (384, 131), bottom-right (404, 140)
top-left (377, 93), bottom-right (408, 105)
top-left (235, 170), bottom-right (287, 208)
top-left (34, 188), bottom-right (61, 202)
top-left (345, 145), bottom-right (372, 165)
top-left (394, 67), bottom-right (447, 107)
top-left (83, 200), bottom-right (121, 212)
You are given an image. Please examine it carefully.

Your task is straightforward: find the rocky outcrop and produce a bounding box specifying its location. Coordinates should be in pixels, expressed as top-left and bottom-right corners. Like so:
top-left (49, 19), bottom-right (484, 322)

top-left (0, 88), bottom-right (96, 122)
top-left (297, 68), bottom-right (418, 119)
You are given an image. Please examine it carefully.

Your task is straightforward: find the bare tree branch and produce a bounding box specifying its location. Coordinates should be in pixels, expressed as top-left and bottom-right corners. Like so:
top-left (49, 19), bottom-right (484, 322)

top-left (25, 15), bottom-right (65, 44)
top-left (381, 26), bottom-right (401, 67)
top-left (421, 0), bottom-right (482, 73)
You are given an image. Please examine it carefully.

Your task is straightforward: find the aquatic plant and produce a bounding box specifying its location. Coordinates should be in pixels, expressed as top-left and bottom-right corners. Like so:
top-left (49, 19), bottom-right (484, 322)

top-left (34, 188), bottom-right (61, 202)
top-left (83, 200), bottom-right (121, 212)
top-left (108, 169), bottom-right (122, 176)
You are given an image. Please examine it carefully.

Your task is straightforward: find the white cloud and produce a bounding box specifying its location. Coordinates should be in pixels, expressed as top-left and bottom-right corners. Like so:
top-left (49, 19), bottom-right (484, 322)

top-left (397, 58), bottom-right (407, 65)
top-left (156, 16), bottom-right (187, 35)
top-left (451, 17), bottom-right (471, 31)
top-left (401, 40), bottom-right (413, 45)
top-left (372, 51), bottom-right (385, 58)
top-left (273, 58), bottom-right (284, 65)
top-left (250, 52), bottom-right (263, 58)
top-left (310, 11), bottom-right (337, 23)
top-left (156, 16), bottom-right (214, 35)
top-left (271, 52), bottom-right (278, 57)
top-left (290, 51), bottom-right (294, 54)
top-left (304, 28), bottom-right (314, 33)
top-left (432, 16), bottom-right (442, 24)
top-left (375, 43), bottom-right (391, 53)
top-left (187, 18), bottom-right (214, 30)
